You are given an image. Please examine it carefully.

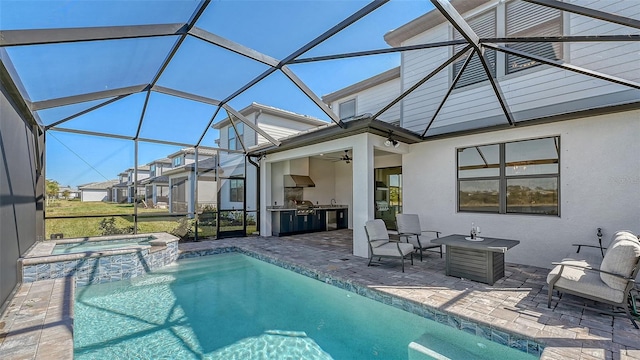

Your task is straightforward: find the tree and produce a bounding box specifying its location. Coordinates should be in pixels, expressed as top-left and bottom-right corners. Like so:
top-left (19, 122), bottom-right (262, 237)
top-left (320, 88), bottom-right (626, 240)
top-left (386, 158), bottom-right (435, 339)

top-left (62, 189), bottom-right (71, 200)
top-left (45, 179), bottom-right (59, 204)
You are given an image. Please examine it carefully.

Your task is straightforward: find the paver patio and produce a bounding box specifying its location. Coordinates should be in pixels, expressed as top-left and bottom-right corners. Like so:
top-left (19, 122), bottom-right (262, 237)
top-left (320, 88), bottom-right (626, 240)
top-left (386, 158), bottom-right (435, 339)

top-left (1, 230), bottom-right (638, 359)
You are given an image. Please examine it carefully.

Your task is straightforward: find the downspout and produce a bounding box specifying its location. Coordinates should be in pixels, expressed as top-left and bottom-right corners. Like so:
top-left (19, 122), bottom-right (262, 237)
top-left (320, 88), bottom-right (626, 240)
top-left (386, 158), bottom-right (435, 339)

top-left (247, 154), bottom-right (261, 233)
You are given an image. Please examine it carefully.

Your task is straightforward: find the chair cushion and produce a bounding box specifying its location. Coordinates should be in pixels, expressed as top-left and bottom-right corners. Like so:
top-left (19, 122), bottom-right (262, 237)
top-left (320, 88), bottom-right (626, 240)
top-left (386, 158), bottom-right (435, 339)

top-left (547, 261), bottom-right (625, 303)
top-left (373, 242), bottom-right (414, 257)
top-left (396, 214), bottom-right (422, 235)
top-left (600, 237), bottom-right (640, 291)
top-left (370, 240), bottom-right (387, 248)
top-left (365, 219), bottom-right (390, 241)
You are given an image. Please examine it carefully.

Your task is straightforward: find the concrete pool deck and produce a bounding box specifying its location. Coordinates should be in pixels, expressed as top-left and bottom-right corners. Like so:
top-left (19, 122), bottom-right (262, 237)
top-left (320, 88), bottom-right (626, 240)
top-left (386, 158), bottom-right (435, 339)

top-left (1, 230), bottom-right (638, 359)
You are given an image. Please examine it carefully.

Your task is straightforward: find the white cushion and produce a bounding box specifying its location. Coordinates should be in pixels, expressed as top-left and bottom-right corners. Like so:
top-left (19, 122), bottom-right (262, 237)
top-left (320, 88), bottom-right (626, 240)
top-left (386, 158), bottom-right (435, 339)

top-left (372, 242), bottom-right (414, 257)
top-left (547, 260), bottom-right (625, 303)
top-left (600, 237), bottom-right (640, 291)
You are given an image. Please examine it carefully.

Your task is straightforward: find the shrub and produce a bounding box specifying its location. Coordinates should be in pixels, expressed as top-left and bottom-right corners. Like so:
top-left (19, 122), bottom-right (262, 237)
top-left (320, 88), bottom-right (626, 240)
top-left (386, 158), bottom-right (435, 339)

top-left (98, 217), bottom-right (134, 235)
top-left (171, 217), bottom-right (195, 240)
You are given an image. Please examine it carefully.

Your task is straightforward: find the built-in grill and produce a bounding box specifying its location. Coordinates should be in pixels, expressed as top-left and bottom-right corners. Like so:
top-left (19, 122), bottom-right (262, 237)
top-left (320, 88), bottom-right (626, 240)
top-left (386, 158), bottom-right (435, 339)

top-left (295, 200), bottom-right (316, 216)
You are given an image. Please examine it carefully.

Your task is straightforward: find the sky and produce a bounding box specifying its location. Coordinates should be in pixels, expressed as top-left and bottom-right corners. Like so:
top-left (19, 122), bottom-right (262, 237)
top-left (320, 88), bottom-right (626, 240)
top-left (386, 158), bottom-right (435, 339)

top-left (1, 0), bottom-right (436, 187)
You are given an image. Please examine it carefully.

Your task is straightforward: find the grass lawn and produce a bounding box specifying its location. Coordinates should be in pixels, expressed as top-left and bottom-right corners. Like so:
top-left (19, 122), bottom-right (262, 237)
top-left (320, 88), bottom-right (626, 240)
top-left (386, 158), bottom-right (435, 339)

top-left (45, 200), bottom-right (255, 240)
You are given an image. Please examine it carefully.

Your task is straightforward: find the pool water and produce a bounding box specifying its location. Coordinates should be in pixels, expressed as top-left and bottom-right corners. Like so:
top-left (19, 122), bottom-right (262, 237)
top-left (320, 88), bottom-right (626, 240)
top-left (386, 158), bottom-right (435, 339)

top-left (74, 253), bottom-right (536, 359)
top-left (52, 237), bottom-right (153, 254)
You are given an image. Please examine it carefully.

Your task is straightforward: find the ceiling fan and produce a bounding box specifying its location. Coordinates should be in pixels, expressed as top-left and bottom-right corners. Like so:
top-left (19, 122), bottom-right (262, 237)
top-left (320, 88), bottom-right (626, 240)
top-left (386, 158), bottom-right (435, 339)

top-left (330, 150), bottom-right (352, 164)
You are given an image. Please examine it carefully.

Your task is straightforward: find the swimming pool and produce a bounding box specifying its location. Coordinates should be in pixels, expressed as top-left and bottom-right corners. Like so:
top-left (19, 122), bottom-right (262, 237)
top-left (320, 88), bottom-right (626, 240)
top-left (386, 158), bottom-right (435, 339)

top-left (51, 236), bottom-right (154, 255)
top-left (74, 253), bottom-right (536, 359)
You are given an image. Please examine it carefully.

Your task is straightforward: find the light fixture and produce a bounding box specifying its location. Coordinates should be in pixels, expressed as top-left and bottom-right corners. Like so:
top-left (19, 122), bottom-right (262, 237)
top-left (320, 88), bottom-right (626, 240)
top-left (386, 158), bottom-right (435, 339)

top-left (385, 138), bottom-right (399, 148)
top-left (384, 131), bottom-right (400, 148)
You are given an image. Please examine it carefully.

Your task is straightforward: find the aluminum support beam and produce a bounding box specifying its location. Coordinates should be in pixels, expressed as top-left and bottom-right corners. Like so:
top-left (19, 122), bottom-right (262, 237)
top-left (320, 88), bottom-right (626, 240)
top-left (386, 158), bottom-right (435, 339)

top-left (291, 40), bottom-right (468, 64)
top-left (221, 104), bottom-right (281, 146)
top-left (484, 43), bottom-right (640, 90)
top-left (280, 65), bottom-right (343, 127)
top-left (0, 57), bottom-right (40, 128)
top-left (49, 127), bottom-right (200, 148)
top-left (31, 84), bottom-right (147, 111)
top-left (523, 0), bottom-right (640, 30)
top-left (222, 1), bottom-right (388, 106)
top-left (422, 49), bottom-right (475, 137)
top-left (372, 45), bottom-right (472, 121)
top-left (134, 91), bottom-right (152, 138)
top-left (476, 48), bottom-right (514, 126)
top-left (188, 27), bottom-right (280, 67)
top-left (45, 95), bottom-right (130, 130)
top-left (0, 23), bottom-right (185, 47)
top-left (152, 86), bottom-right (221, 106)
top-left (195, 106), bottom-right (223, 147)
top-left (228, 115), bottom-right (247, 153)
top-left (431, 0), bottom-right (480, 50)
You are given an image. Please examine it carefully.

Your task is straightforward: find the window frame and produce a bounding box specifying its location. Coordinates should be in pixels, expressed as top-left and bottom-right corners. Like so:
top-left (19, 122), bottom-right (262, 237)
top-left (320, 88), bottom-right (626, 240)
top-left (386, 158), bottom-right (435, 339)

top-left (172, 156), bottom-right (182, 167)
top-left (338, 98), bottom-right (356, 120)
top-left (229, 178), bottom-right (244, 203)
top-left (228, 122), bottom-right (244, 150)
top-left (456, 136), bottom-right (560, 216)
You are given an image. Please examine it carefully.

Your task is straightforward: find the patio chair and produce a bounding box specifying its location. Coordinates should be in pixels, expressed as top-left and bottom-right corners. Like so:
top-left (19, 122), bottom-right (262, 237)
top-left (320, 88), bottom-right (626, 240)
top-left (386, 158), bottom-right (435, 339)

top-left (395, 214), bottom-right (442, 261)
top-left (364, 219), bottom-right (414, 272)
top-left (547, 230), bottom-right (640, 328)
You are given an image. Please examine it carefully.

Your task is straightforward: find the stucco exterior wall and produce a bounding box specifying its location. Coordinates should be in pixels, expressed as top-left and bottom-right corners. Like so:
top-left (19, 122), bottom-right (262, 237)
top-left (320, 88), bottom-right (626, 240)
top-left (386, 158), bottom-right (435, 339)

top-left (402, 110), bottom-right (640, 269)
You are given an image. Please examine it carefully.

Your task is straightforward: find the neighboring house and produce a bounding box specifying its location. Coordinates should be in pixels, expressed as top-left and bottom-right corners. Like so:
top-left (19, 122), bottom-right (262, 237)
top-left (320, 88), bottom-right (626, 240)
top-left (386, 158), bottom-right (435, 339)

top-left (57, 186), bottom-right (79, 200)
top-left (165, 148), bottom-right (217, 214)
top-left (140, 158), bottom-right (172, 208)
top-left (124, 166), bottom-right (151, 203)
top-left (213, 102), bottom-right (327, 151)
top-left (213, 102), bottom-right (326, 214)
top-left (78, 180), bottom-right (119, 202)
top-left (322, 67), bottom-right (401, 125)
top-left (109, 171), bottom-right (129, 203)
top-left (251, 0), bottom-right (640, 270)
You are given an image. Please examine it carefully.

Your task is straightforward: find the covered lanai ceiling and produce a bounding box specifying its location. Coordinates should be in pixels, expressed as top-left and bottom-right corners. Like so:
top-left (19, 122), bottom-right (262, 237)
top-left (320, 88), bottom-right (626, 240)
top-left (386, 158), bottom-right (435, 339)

top-left (1, 0), bottom-right (639, 153)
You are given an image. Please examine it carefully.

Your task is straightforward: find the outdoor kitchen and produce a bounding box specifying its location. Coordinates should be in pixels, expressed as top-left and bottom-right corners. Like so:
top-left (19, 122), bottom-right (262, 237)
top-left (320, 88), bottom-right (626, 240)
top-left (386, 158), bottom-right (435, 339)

top-left (267, 157), bottom-right (351, 236)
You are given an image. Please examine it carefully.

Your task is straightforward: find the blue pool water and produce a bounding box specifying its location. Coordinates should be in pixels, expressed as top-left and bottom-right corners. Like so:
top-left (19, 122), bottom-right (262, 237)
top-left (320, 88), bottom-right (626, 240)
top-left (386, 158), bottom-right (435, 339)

top-left (74, 253), bottom-right (536, 359)
top-left (52, 237), bottom-right (153, 254)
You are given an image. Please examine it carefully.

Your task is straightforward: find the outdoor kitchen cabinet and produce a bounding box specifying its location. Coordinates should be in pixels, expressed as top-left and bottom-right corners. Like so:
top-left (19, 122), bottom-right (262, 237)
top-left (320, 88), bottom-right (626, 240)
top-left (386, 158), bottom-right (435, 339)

top-left (272, 210), bottom-right (295, 236)
top-left (294, 214), bottom-right (314, 232)
top-left (313, 211), bottom-right (326, 231)
top-left (336, 209), bottom-right (348, 229)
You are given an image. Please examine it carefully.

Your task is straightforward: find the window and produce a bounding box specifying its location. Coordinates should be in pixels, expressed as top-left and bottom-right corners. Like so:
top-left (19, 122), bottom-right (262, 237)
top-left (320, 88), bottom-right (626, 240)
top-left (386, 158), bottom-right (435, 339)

top-left (150, 164), bottom-right (156, 177)
top-left (505, 1), bottom-right (562, 74)
top-left (452, 1), bottom-right (563, 87)
top-left (173, 156), bottom-right (182, 167)
top-left (338, 99), bottom-right (356, 120)
top-left (228, 122), bottom-right (244, 150)
top-left (457, 136), bottom-right (559, 215)
top-left (229, 179), bottom-right (244, 202)
top-left (453, 10), bottom-right (496, 89)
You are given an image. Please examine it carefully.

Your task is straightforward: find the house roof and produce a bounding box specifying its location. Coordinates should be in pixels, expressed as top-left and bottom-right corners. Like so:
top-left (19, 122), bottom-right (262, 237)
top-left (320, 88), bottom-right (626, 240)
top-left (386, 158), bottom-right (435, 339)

top-left (140, 175), bottom-right (169, 185)
top-left (384, 0), bottom-right (488, 47)
top-left (163, 157), bottom-right (218, 176)
top-left (148, 158), bottom-right (171, 165)
top-left (166, 147), bottom-right (217, 159)
top-left (212, 102), bottom-right (327, 130)
top-left (78, 179), bottom-right (119, 190)
top-left (248, 116), bottom-right (423, 156)
top-left (321, 67), bottom-right (400, 104)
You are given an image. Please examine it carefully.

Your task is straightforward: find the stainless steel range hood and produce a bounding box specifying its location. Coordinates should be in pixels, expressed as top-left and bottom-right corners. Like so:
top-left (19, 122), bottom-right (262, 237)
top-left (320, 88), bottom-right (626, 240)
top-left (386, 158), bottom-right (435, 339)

top-left (284, 175), bottom-right (316, 187)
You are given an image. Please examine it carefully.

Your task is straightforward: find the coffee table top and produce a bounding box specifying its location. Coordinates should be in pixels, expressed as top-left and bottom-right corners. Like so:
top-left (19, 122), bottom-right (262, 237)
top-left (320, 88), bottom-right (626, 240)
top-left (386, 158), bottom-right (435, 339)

top-left (431, 234), bottom-right (520, 253)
